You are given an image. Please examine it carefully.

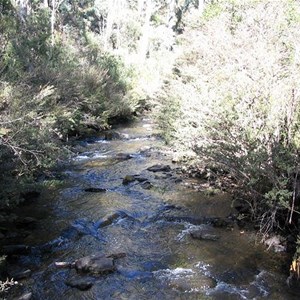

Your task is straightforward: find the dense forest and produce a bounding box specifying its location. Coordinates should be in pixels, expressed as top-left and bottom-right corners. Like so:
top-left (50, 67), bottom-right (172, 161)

top-left (1, 0), bottom-right (300, 292)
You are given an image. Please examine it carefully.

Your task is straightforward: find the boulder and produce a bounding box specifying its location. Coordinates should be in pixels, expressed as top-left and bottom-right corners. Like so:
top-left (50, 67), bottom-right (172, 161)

top-left (75, 254), bottom-right (116, 274)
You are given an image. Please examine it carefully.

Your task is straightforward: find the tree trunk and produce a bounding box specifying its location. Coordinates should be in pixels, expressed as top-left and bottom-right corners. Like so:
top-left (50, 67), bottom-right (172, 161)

top-left (51, 0), bottom-right (55, 46)
top-left (138, 0), bottom-right (153, 60)
top-left (105, 0), bottom-right (115, 49)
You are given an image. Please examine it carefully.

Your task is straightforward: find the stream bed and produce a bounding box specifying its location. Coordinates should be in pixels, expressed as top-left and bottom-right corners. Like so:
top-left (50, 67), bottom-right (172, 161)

top-left (1, 117), bottom-right (298, 299)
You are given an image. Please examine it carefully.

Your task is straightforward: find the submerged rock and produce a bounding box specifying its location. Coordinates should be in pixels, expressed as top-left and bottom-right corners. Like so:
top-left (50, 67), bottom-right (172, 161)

top-left (135, 177), bottom-right (148, 183)
top-left (142, 260), bottom-right (167, 272)
top-left (210, 218), bottom-right (234, 228)
top-left (104, 131), bottom-right (121, 140)
top-left (10, 269), bottom-right (32, 280)
top-left (66, 277), bottom-right (94, 290)
top-left (115, 153), bottom-right (133, 160)
top-left (84, 187), bottom-right (107, 193)
top-left (17, 292), bottom-right (33, 300)
top-left (122, 174), bottom-right (149, 185)
top-left (190, 230), bottom-right (220, 241)
top-left (147, 164), bottom-right (171, 172)
top-left (116, 266), bottom-right (153, 279)
top-left (95, 211), bottom-right (128, 228)
top-left (141, 181), bottom-right (153, 190)
top-left (106, 253), bottom-right (126, 259)
top-left (217, 267), bottom-right (259, 285)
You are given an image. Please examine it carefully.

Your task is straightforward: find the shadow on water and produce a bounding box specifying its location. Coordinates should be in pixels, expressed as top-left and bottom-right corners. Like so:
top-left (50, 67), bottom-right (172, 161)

top-left (2, 116), bottom-right (299, 299)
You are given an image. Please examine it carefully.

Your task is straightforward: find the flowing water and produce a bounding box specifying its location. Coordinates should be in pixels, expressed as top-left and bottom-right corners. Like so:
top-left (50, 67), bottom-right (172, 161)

top-left (3, 117), bottom-right (298, 299)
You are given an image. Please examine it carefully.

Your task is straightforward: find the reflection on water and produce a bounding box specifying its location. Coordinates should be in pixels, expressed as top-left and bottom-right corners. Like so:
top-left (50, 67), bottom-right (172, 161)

top-left (4, 117), bottom-right (298, 300)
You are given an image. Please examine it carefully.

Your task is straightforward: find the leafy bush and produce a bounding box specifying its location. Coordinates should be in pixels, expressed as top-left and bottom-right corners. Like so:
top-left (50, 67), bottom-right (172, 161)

top-left (0, 4), bottom-right (141, 206)
top-left (157, 0), bottom-right (300, 235)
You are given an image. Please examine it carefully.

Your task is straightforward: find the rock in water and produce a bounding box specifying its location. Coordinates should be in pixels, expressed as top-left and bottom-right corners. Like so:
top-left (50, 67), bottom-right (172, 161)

top-left (75, 254), bottom-right (116, 274)
top-left (115, 153), bottom-right (133, 160)
top-left (10, 269), bottom-right (32, 280)
top-left (147, 164), bottom-right (171, 172)
top-left (122, 175), bottom-right (136, 185)
top-left (141, 181), bottom-right (153, 190)
top-left (55, 261), bottom-right (74, 269)
top-left (84, 188), bottom-right (107, 193)
top-left (94, 211), bottom-right (128, 228)
top-left (66, 277), bottom-right (94, 290)
top-left (17, 292), bottom-right (32, 300)
top-left (190, 230), bottom-right (220, 241)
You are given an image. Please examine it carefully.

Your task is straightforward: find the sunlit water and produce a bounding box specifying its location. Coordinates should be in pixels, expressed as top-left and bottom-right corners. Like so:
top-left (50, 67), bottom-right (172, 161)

top-left (4, 117), bottom-right (298, 299)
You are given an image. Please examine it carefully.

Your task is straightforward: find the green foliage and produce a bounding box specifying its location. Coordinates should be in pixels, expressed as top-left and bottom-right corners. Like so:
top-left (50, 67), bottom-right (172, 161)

top-left (0, 2), bottom-right (142, 206)
top-left (157, 86), bottom-right (182, 144)
top-left (2, 9), bottom-right (51, 79)
top-left (157, 0), bottom-right (300, 235)
top-left (202, 2), bottom-right (222, 20)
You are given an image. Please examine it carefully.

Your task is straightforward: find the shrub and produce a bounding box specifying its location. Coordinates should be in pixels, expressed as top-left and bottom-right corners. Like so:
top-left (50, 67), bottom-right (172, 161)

top-left (156, 0), bottom-right (300, 235)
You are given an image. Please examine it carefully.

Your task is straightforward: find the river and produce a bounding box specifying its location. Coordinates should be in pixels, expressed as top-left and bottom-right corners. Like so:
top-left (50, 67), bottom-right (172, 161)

top-left (2, 116), bottom-right (298, 299)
